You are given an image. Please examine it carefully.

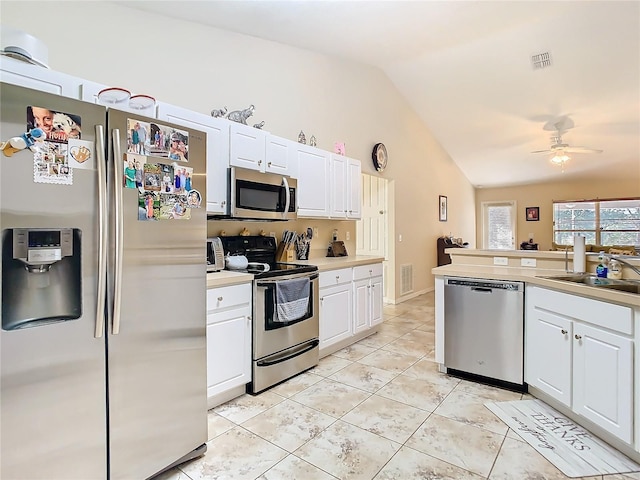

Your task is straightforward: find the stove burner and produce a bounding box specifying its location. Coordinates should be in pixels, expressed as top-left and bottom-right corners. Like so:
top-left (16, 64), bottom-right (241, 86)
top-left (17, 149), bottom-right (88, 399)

top-left (219, 236), bottom-right (317, 279)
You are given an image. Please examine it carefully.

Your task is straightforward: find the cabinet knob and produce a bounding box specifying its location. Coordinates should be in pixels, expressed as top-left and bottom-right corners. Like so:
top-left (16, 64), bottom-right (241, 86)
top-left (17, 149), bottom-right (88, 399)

top-left (575, 334), bottom-right (582, 340)
top-left (217, 296), bottom-right (223, 301)
top-left (561, 329), bottom-right (567, 335)
top-left (258, 160), bottom-right (262, 165)
top-left (336, 275), bottom-right (340, 281)
top-left (222, 201), bottom-right (226, 206)
top-left (379, 210), bottom-right (384, 214)
top-left (268, 161), bottom-right (272, 167)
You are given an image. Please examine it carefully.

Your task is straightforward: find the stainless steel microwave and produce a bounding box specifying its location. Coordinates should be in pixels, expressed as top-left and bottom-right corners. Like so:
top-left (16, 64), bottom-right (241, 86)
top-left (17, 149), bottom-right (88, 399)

top-left (228, 167), bottom-right (297, 221)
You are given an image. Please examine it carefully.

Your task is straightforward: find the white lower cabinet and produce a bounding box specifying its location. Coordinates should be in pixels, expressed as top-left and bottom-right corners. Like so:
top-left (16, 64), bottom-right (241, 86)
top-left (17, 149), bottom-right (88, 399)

top-left (319, 268), bottom-right (353, 350)
top-left (206, 283), bottom-right (252, 406)
top-left (525, 285), bottom-right (633, 444)
top-left (353, 264), bottom-right (383, 335)
top-left (319, 262), bottom-right (383, 355)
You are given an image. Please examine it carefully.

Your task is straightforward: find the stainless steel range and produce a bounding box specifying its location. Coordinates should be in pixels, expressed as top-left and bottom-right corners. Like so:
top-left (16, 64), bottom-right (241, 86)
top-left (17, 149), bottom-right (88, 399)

top-left (219, 236), bottom-right (319, 394)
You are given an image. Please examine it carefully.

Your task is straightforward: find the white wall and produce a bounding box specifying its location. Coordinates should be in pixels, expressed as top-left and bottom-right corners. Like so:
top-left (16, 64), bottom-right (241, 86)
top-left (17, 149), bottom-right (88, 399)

top-left (1, 1), bottom-right (475, 301)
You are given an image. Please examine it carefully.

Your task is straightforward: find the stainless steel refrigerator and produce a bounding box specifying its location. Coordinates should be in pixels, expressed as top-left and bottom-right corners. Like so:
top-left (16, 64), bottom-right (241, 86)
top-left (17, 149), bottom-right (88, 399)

top-left (0, 83), bottom-right (208, 480)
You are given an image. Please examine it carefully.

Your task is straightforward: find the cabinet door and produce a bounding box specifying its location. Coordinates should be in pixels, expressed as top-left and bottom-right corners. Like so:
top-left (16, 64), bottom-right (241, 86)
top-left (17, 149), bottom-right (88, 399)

top-left (157, 103), bottom-right (230, 214)
top-left (370, 276), bottom-right (383, 327)
top-left (329, 154), bottom-right (347, 218)
top-left (265, 135), bottom-right (290, 176)
top-left (347, 158), bottom-right (362, 219)
top-left (1, 57), bottom-right (81, 98)
top-left (296, 145), bottom-right (330, 218)
top-left (353, 279), bottom-right (369, 335)
top-left (572, 322), bottom-right (633, 444)
top-left (229, 122), bottom-right (266, 171)
top-left (319, 284), bottom-right (352, 349)
top-left (206, 307), bottom-right (251, 398)
top-left (524, 308), bottom-right (572, 406)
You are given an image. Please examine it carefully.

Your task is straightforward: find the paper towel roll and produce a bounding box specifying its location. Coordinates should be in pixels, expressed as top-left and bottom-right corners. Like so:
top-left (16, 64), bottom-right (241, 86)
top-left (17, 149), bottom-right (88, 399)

top-left (574, 235), bottom-right (586, 273)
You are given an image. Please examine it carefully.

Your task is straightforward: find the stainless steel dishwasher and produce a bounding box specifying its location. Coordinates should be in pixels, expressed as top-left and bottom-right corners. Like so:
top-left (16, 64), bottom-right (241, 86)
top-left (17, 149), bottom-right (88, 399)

top-left (444, 277), bottom-right (525, 390)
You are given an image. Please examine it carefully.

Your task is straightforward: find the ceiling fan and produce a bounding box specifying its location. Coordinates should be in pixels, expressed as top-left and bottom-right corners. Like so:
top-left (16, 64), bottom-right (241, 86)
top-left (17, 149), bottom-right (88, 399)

top-left (531, 118), bottom-right (603, 168)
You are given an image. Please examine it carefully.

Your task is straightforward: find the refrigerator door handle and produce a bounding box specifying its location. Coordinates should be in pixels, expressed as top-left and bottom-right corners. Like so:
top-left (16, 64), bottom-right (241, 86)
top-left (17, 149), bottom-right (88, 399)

top-left (95, 125), bottom-right (107, 338)
top-left (112, 128), bottom-right (123, 335)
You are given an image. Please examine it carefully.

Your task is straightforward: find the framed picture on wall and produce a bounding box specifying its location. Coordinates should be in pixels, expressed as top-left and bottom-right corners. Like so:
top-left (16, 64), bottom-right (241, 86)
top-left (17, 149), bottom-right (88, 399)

top-left (439, 195), bottom-right (447, 222)
top-left (526, 206), bottom-right (539, 221)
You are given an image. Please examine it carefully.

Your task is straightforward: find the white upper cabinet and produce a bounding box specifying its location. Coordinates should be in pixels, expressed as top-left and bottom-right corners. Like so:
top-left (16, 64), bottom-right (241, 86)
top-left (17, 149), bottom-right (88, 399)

top-left (156, 102), bottom-right (230, 215)
top-left (229, 122), bottom-right (267, 172)
top-left (265, 134), bottom-right (292, 176)
top-left (330, 154), bottom-right (348, 218)
top-left (329, 153), bottom-right (362, 220)
top-left (0, 57), bottom-right (81, 98)
top-left (347, 158), bottom-right (362, 219)
top-left (295, 144), bottom-right (331, 218)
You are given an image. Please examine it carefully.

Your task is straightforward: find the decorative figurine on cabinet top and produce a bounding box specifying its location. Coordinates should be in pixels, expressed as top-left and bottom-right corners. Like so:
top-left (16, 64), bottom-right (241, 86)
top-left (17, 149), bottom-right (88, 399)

top-left (210, 106), bottom-right (227, 118)
top-left (227, 105), bottom-right (254, 124)
top-left (310, 135), bottom-right (317, 147)
top-left (298, 130), bottom-right (306, 144)
top-left (253, 121), bottom-right (265, 129)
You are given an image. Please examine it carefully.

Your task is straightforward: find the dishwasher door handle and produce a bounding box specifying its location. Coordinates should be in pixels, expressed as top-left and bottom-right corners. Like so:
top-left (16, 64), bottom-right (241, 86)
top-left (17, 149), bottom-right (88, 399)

top-left (471, 287), bottom-right (493, 293)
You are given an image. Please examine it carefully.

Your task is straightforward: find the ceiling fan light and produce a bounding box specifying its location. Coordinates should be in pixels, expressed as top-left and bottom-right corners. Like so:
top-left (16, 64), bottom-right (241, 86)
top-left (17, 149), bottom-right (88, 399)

top-left (550, 153), bottom-right (569, 165)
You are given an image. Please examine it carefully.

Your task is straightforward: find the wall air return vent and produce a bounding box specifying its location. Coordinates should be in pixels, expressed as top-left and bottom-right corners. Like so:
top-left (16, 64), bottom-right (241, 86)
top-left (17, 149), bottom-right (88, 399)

top-left (531, 51), bottom-right (552, 70)
top-left (400, 264), bottom-right (413, 296)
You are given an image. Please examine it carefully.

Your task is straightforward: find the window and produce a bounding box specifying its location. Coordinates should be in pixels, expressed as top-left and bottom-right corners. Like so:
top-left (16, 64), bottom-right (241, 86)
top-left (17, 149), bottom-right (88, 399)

top-left (482, 201), bottom-right (516, 249)
top-left (553, 198), bottom-right (640, 246)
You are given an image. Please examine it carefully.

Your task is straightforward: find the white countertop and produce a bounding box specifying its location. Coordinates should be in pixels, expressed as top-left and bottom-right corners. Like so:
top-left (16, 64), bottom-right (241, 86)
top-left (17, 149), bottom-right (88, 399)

top-left (288, 255), bottom-right (385, 271)
top-left (206, 255), bottom-right (384, 289)
top-left (207, 270), bottom-right (254, 288)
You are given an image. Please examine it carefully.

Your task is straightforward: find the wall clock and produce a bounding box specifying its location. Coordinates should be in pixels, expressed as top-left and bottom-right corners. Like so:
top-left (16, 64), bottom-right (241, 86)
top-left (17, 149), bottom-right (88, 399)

top-left (372, 143), bottom-right (388, 172)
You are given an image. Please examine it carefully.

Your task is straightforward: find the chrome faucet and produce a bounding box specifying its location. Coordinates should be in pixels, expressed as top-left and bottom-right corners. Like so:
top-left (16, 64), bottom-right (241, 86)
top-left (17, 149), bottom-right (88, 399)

top-left (605, 254), bottom-right (640, 278)
top-left (564, 247), bottom-right (573, 273)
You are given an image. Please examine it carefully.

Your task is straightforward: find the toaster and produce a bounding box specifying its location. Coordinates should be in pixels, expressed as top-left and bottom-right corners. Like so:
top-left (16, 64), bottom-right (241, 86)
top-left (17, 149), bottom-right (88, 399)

top-left (206, 237), bottom-right (225, 272)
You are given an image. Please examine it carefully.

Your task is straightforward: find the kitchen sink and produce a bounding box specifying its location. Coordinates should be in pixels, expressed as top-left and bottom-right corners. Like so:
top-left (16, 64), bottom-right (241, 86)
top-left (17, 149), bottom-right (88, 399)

top-left (539, 273), bottom-right (640, 294)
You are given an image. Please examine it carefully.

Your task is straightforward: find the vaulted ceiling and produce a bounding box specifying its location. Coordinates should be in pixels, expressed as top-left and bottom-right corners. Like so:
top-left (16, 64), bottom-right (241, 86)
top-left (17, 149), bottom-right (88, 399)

top-left (120, 1), bottom-right (639, 188)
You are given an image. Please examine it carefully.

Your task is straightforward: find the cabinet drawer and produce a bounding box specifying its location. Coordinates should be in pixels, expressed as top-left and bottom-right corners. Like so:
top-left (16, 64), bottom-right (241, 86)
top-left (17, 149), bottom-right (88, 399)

top-left (319, 268), bottom-right (353, 288)
top-left (527, 286), bottom-right (632, 335)
top-left (207, 283), bottom-right (252, 314)
top-left (353, 263), bottom-right (383, 281)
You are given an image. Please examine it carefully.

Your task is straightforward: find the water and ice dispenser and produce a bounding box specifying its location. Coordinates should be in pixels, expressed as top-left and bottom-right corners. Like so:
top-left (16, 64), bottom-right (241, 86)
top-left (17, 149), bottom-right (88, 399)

top-left (2, 228), bottom-right (82, 330)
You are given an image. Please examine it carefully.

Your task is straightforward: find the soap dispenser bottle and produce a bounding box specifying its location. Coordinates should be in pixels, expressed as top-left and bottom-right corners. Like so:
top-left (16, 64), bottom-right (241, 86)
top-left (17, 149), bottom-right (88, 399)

top-left (596, 251), bottom-right (608, 278)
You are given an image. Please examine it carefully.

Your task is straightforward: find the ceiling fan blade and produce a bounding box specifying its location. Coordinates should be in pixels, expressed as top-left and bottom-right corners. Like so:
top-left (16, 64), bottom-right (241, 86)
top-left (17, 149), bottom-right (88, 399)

top-left (564, 146), bottom-right (603, 154)
top-left (531, 149), bottom-right (553, 154)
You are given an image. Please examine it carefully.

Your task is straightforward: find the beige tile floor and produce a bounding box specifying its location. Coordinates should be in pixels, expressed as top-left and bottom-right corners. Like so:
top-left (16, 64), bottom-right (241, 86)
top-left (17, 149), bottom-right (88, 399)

top-left (157, 292), bottom-right (640, 480)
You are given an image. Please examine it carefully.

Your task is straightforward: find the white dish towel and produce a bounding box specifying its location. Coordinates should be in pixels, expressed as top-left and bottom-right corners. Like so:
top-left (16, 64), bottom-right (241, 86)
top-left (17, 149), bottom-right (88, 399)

top-left (275, 277), bottom-right (310, 322)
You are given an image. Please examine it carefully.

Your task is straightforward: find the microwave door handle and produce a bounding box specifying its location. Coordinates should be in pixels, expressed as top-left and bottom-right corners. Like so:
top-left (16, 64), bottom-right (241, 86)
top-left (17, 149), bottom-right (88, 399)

top-left (282, 176), bottom-right (290, 219)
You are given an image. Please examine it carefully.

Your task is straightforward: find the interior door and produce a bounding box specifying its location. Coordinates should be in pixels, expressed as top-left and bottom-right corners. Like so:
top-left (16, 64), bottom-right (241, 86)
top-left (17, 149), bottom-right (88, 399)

top-left (356, 174), bottom-right (387, 257)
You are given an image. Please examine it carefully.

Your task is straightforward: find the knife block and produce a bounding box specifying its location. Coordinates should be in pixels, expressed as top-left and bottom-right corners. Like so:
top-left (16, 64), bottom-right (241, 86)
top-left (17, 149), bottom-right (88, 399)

top-left (276, 242), bottom-right (296, 262)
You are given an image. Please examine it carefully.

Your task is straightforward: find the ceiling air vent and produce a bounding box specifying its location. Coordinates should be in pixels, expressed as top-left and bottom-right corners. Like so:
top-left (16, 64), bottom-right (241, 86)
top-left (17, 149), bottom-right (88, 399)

top-left (531, 51), bottom-right (552, 70)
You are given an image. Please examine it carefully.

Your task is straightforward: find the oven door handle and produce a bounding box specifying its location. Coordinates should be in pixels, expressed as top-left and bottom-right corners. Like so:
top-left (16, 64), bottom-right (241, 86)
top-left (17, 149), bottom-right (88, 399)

top-left (256, 339), bottom-right (319, 367)
top-left (256, 272), bottom-right (318, 286)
